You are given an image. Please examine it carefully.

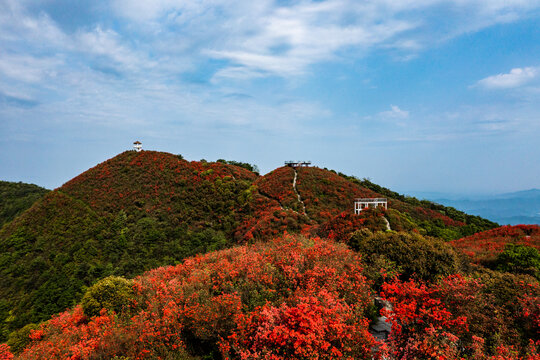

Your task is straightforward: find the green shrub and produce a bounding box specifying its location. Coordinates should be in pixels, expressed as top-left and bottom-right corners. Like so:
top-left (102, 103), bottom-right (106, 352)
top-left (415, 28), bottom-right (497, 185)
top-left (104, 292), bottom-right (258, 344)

top-left (347, 228), bottom-right (373, 251)
top-left (81, 276), bottom-right (134, 317)
top-left (350, 231), bottom-right (459, 283)
top-left (495, 244), bottom-right (540, 279)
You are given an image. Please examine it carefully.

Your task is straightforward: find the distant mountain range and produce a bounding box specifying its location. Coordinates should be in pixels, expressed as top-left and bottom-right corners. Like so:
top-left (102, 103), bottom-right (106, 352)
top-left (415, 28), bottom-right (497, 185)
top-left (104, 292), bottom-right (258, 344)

top-left (412, 189), bottom-right (540, 225)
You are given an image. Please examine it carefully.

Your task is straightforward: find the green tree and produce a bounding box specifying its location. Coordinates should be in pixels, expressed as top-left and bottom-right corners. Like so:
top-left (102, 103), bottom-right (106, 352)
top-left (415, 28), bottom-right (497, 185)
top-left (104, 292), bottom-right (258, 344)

top-left (495, 244), bottom-right (540, 279)
top-left (81, 276), bottom-right (134, 317)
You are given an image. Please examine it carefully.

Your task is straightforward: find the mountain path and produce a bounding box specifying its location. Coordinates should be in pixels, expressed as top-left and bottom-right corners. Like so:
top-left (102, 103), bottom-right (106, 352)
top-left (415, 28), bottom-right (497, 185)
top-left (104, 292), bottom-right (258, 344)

top-left (383, 216), bottom-right (391, 231)
top-left (292, 169), bottom-right (308, 217)
top-left (369, 297), bottom-right (393, 357)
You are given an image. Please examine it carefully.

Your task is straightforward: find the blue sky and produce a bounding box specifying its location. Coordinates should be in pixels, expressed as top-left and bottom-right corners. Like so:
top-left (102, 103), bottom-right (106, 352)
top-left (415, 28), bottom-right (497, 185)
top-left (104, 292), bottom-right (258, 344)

top-left (1, 0), bottom-right (540, 195)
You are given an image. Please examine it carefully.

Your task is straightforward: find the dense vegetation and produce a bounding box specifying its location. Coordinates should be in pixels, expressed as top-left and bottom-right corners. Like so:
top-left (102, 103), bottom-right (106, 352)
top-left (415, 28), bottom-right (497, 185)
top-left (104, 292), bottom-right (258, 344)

top-left (0, 151), bottom-right (262, 340)
top-left (450, 225), bottom-right (540, 279)
top-left (256, 166), bottom-right (497, 242)
top-left (382, 272), bottom-right (539, 359)
top-left (0, 181), bottom-right (48, 228)
top-left (450, 225), bottom-right (540, 264)
top-left (1, 150), bottom-right (531, 359)
top-left (349, 230), bottom-right (460, 284)
top-left (5, 236), bottom-right (376, 359)
top-left (216, 159), bottom-right (260, 175)
top-left (339, 174), bottom-right (499, 238)
top-left (1, 235), bottom-right (538, 359)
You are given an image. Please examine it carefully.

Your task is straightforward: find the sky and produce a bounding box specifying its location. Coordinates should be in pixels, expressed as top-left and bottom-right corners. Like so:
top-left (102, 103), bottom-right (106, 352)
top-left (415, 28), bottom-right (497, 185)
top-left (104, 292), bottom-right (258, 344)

top-left (1, 0), bottom-right (540, 195)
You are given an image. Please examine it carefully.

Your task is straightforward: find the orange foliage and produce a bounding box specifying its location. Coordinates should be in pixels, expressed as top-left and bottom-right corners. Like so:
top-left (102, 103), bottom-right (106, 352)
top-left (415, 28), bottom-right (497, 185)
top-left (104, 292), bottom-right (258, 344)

top-left (451, 225), bottom-right (540, 263)
top-left (17, 236), bottom-right (378, 359)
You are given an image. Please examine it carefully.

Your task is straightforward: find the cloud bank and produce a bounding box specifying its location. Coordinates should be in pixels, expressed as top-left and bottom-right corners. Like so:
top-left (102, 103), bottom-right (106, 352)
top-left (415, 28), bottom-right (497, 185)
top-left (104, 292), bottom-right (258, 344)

top-left (477, 67), bottom-right (539, 89)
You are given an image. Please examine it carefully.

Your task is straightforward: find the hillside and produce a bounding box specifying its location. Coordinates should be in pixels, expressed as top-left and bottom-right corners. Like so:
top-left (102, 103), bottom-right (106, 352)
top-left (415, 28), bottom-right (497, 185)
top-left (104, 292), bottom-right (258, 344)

top-left (451, 225), bottom-right (540, 264)
top-left (0, 151), bottom-right (497, 341)
top-left (0, 151), bottom-right (263, 339)
top-left (0, 181), bottom-right (49, 228)
top-left (3, 235), bottom-right (538, 359)
top-left (253, 166), bottom-right (497, 241)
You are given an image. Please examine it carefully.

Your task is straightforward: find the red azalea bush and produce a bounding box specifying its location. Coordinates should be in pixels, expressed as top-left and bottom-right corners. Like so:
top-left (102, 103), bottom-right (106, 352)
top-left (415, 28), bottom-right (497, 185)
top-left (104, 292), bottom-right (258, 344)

top-left (233, 196), bottom-right (310, 242)
top-left (381, 276), bottom-right (469, 360)
top-left (15, 235), bottom-right (378, 359)
top-left (17, 307), bottom-right (116, 359)
top-left (381, 274), bottom-right (540, 359)
top-left (316, 210), bottom-right (387, 242)
top-left (222, 289), bottom-right (374, 359)
top-left (451, 225), bottom-right (540, 264)
top-left (254, 167), bottom-right (300, 211)
top-left (0, 344), bottom-right (13, 360)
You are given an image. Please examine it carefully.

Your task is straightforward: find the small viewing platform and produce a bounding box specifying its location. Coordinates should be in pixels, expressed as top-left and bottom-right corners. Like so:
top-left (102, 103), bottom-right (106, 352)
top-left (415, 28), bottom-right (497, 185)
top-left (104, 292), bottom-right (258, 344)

top-left (133, 141), bottom-right (142, 152)
top-left (354, 198), bottom-right (387, 214)
top-left (285, 161), bottom-right (311, 168)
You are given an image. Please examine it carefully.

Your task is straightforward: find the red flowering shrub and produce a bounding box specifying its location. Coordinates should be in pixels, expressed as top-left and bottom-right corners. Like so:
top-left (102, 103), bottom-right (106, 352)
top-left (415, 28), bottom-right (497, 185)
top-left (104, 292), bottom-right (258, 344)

top-left (316, 209), bottom-right (387, 242)
top-left (485, 341), bottom-right (540, 360)
top-left (0, 344), bottom-right (13, 360)
top-left (19, 306), bottom-right (117, 359)
top-left (382, 274), bottom-right (540, 359)
top-left (520, 282), bottom-right (540, 334)
top-left (451, 225), bottom-right (540, 264)
top-left (16, 236), bottom-right (378, 359)
top-left (381, 276), bottom-right (468, 360)
top-left (254, 167), bottom-right (300, 211)
top-left (233, 196), bottom-right (310, 242)
top-left (222, 290), bottom-right (374, 359)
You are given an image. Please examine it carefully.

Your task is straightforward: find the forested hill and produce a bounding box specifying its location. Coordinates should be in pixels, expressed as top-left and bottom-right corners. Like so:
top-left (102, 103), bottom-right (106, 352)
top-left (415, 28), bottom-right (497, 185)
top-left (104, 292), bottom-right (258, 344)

top-left (0, 150), bottom-right (496, 341)
top-left (0, 151), bottom-right (261, 340)
top-left (0, 181), bottom-right (49, 229)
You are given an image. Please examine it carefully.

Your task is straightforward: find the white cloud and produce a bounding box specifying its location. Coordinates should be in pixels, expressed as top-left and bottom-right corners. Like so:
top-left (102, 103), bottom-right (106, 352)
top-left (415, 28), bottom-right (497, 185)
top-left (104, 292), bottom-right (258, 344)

top-left (476, 67), bottom-right (539, 89)
top-left (0, 0), bottom-right (68, 46)
top-left (2, 0), bottom-right (540, 140)
top-left (379, 105), bottom-right (410, 119)
top-left (0, 54), bottom-right (62, 83)
top-left (109, 0), bottom-right (540, 78)
top-left (75, 27), bottom-right (151, 71)
top-left (4, 0), bottom-right (539, 83)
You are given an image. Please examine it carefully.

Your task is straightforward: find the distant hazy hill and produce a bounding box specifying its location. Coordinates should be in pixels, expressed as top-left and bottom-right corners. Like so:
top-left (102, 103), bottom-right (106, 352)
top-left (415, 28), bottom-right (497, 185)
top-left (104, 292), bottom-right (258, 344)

top-left (429, 189), bottom-right (540, 225)
top-left (0, 181), bottom-right (49, 228)
top-left (0, 150), bottom-right (496, 340)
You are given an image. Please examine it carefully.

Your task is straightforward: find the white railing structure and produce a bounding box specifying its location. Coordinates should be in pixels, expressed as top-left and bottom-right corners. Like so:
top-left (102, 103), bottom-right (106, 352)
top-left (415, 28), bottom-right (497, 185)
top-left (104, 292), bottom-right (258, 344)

top-left (284, 161), bottom-right (311, 167)
top-left (354, 198), bottom-right (387, 214)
